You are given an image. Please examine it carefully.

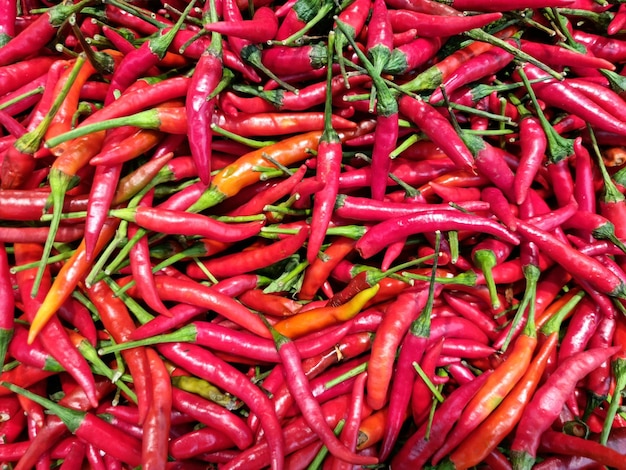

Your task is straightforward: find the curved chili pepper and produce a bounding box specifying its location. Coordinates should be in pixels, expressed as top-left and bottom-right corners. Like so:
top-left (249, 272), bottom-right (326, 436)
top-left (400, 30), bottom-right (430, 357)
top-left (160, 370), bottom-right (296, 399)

top-left (104, 3), bottom-right (192, 105)
top-left (158, 341), bottom-right (284, 470)
top-left (185, 227), bottom-right (307, 280)
top-left (258, 43), bottom-right (327, 77)
top-left (111, 205), bottom-right (264, 242)
top-left (517, 64), bottom-right (626, 137)
top-left (515, 218), bottom-right (626, 298)
top-left (432, 310), bottom-right (538, 464)
top-left (14, 243), bottom-right (99, 408)
top-left (384, 36), bottom-right (442, 75)
top-left (28, 219), bottom-right (118, 342)
top-left (87, 280), bottom-right (153, 425)
top-left (0, 0), bottom-right (92, 67)
top-left (380, 243), bottom-right (443, 461)
top-left (356, 209), bottom-right (519, 259)
top-left (448, 0), bottom-right (574, 9)
top-left (307, 36), bottom-right (344, 262)
top-left (273, 284), bottom-right (379, 339)
top-left (510, 346), bottom-right (621, 469)
top-left (267, 323), bottom-right (377, 466)
top-left (2, 383), bottom-right (143, 468)
top-left (366, 285), bottom-right (431, 410)
top-left (205, 6), bottom-right (278, 42)
top-left (391, 370), bottom-right (492, 469)
top-left (147, 275), bottom-right (270, 338)
top-left (398, 95), bottom-right (475, 172)
top-left (300, 236), bottom-right (356, 300)
top-left (446, 330), bottom-right (557, 469)
top-left (171, 387), bottom-right (253, 450)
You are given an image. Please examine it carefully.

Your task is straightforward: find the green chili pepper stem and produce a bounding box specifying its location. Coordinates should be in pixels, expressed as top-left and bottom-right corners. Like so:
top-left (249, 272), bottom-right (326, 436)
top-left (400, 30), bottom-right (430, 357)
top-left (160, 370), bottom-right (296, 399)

top-left (600, 357), bottom-right (626, 445)
top-left (473, 249), bottom-right (501, 310)
top-left (279, 1), bottom-right (335, 46)
top-left (412, 361), bottom-right (444, 403)
top-left (465, 28), bottom-right (563, 80)
top-left (540, 289), bottom-right (586, 336)
top-left (324, 362), bottom-right (369, 389)
top-left (517, 66), bottom-right (573, 163)
top-left (306, 419), bottom-right (345, 470)
top-left (99, 324), bottom-right (198, 355)
top-left (1, 382), bottom-right (85, 433)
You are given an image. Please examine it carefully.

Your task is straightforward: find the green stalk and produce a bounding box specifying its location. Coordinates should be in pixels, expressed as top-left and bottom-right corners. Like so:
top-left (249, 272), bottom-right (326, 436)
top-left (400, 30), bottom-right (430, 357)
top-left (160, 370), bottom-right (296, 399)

top-left (99, 324), bottom-right (198, 355)
top-left (517, 65), bottom-right (573, 163)
top-left (600, 357), bottom-right (626, 445)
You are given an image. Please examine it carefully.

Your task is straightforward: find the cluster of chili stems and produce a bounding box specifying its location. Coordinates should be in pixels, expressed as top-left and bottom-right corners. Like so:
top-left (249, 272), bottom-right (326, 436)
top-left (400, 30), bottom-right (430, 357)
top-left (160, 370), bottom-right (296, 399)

top-left (5, 0), bottom-right (626, 467)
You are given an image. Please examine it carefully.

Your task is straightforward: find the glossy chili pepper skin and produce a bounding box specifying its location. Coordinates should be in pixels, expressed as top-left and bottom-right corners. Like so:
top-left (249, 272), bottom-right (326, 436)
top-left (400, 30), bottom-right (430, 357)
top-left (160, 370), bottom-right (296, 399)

top-left (158, 342), bottom-right (285, 470)
top-left (511, 346), bottom-right (621, 469)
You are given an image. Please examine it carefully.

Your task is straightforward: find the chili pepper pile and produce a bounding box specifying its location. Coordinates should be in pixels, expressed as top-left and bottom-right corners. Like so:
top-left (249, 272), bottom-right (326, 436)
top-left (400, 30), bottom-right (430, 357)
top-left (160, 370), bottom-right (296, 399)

top-left (5, 0), bottom-right (626, 468)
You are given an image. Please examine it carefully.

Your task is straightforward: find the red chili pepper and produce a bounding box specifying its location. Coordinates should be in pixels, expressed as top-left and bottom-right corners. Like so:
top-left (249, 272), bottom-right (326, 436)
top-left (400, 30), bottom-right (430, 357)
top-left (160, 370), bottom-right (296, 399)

top-left (267, 322), bottom-right (377, 465)
top-left (13, 243), bottom-right (99, 408)
top-left (451, 0), bottom-right (573, 9)
top-left (0, 0), bottom-right (92, 66)
top-left (510, 346), bottom-right (621, 469)
top-left (366, 285), bottom-right (431, 410)
top-left (159, 341), bottom-right (284, 469)
top-left (517, 64), bottom-right (626, 137)
top-left (147, 275), bottom-right (271, 338)
top-left (446, 330), bottom-right (557, 469)
top-left (258, 43), bottom-right (327, 77)
top-left (381, 241), bottom-right (443, 461)
top-left (87, 280), bottom-right (153, 425)
top-left (0, 243), bottom-right (13, 367)
top-left (520, 40), bottom-right (616, 70)
top-left (141, 348), bottom-right (172, 469)
top-left (329, 372), bottom-right (369, 470)
top-left (388, 10), bottom-right (502, 37)
top-left (411, 337), bottom-right (445, 423)
top-left (356, 209), bottom-right (519, 259)
top-left (205, 6), bottom-right (278, 42)
top-left (185, 227), bottom-right (307, 281)
top-left (391, 370), bottom-right (492, 469)
top-left (2, 383), bottom-right (143, 467)
top-left (104, 3), bottom-right (192, 105)
top-left (399, 95), bottom-right (475, 172)
top-left (515, 218), bottom-right (626, 298)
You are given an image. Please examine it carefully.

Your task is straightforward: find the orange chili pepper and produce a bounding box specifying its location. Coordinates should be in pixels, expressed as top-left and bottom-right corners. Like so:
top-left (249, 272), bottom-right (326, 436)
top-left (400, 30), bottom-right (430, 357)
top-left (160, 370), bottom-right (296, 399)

top-left (274, 284), bottom-right (379, 339)
top-left (446, 331), bottom-right (557, 469)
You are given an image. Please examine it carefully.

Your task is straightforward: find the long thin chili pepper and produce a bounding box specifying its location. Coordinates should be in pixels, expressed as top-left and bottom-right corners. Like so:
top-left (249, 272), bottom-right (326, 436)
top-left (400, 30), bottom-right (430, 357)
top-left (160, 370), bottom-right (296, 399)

top-left (356, 209), bottom-right (519, 259)
top-left (366, 284), bottom-right (431, 410)
top-left (510, 345), bottom-right (622, 469)
top-left (0, 243), bottom-right (13, 368)
top-left (514, 218), bottom-right (626, 298)
top-left (380, 234), bottom-right (443, 461)
top-left (431, 290), bottom-right (538, 464)
top-left (104, 1), bottom-right (194, 105)
top-left (265, 319), bottom-right (378, 466)
top-left (390, 370), bottom-right (492, 469)
top-left (445, 330), bottom-right (557, 469)
top-left (87, 280), bottom-right (153, 425)
top-left (28, 219), bottom-right (118, 342)
top-left (13, 243), bottom-right (99, 408)
top-left (1, 383), bottom-right (143, 468)
top-left (186, 0), bottom-right (221, 185)
top-left (158, 341), bottom-right (285, 470)
top-left (127, 191), bottom-right (170, 317)
top-left (141, 348), bottom-right (171, 470)
top-left (0, 0), bottom-right (91, 67)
